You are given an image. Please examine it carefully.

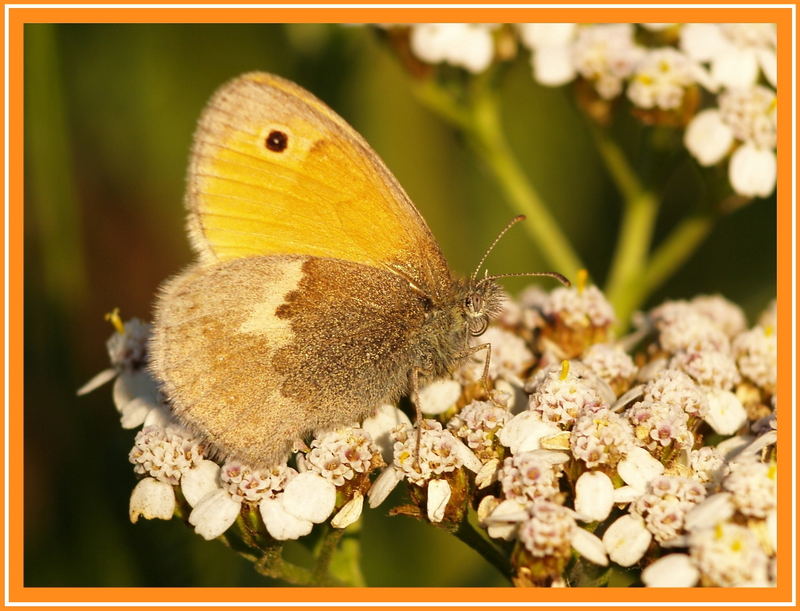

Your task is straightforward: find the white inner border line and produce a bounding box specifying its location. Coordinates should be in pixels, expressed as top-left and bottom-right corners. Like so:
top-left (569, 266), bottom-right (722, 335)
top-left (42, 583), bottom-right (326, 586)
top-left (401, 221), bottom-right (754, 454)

top-left (4, 4), bottom-right (796, 607)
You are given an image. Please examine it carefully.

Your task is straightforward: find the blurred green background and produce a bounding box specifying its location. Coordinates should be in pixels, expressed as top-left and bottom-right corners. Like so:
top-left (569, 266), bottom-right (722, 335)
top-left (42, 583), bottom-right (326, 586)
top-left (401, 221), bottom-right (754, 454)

top-left (24, 23), bottom-right (775, 587)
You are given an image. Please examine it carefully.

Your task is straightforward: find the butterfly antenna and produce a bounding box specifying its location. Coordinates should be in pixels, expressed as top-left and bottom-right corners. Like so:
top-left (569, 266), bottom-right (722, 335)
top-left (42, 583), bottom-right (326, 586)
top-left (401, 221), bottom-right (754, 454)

top-left (477, 270), bottom-right (571, 287)
top-left (470, 215), bottom-right (527, 284)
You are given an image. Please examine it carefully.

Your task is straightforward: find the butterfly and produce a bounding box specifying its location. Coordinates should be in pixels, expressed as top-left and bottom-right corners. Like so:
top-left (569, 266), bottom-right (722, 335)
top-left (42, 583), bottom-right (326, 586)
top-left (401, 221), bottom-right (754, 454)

top-left (150, 72), bottom-right (566, 468)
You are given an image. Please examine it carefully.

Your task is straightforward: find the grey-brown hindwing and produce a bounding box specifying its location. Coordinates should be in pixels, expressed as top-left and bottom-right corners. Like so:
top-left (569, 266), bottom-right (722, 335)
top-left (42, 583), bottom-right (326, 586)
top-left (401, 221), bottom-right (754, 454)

top-left (150, 255), bottom-right (428, 467)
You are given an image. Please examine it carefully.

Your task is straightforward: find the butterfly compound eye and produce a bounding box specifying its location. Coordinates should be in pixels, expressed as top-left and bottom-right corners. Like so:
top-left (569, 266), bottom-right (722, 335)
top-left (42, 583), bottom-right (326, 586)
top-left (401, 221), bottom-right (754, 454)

top-left (265, 130), bottom-right (288, 152)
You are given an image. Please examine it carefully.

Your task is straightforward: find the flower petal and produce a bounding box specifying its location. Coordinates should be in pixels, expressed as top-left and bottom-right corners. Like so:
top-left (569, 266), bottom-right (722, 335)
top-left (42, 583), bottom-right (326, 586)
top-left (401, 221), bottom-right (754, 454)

top-left (712, 46), bottom-right (759, 89)
top-left (181, 459), bottom-right (221, 507)
top-left (367, 467), bottom-right (403, 508)
top-left (704, 388), bottom-right (748, 435)
top-left (113, 369), bottom-right (159, 414)
top-left (603, 514), bottom-right (652, 567)
top-left (617, 447), bottom-right (664, 492)
top-left (684, 492), bottom-right (735, 532)
top-left (280, 472), bottom-right (336, 523)
top-left (475, 458), bottom-right (500, 489)
top-left (426, 479), bottom-right (452, 523)
top-left (575, 471), bottom-right (614, 522)
top-left (418, 379), bottom-right (462, 415)
top-left (188, 489), bottom-right (240, 540)
top-left (77, 368), bottom-right (117, 395)
top-left (453, 439), bottom-right (482, 473)
top-left (729, 144), bottom-right (776, 198)
top-left (362, 404), bottom-right (412, 463)
top-left (532, 45), bottom-right (576, 86)
top-left (684, 109), bottom-right (734, 166)
top-left (641, 554), bottom-right (699, 587)
top-left (119, 397), bottom-right (155, 429)
top-left (331, 492), bottom-right (364, 529)
top-left (129, 478), bottom-right (175, 523)
top-left (497, 411), bottom-right (560, 454)
top-left (260, 497), bottom-right (314, 540)
top-left (571, 527), bottom-right (608, 566)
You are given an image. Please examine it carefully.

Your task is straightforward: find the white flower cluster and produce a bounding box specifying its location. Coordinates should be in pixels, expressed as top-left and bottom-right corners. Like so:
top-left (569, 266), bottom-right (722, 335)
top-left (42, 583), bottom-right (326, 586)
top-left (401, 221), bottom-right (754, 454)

top-left (378, 23), bottom-right (778, 198)
top-left (83, 283), bottom-right (777, 586)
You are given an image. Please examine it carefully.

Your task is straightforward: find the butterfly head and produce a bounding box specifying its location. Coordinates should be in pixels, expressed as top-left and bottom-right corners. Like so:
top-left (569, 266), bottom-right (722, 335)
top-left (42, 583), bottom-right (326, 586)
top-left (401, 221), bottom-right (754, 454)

top-left (461, 215), bottom-right (571, 338)
top-left (461, 277), bottom-right (505, 337)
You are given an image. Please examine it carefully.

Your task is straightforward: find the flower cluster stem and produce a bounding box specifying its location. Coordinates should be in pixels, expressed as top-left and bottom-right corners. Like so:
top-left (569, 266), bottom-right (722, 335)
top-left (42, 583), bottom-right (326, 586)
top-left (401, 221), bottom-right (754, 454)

top-left (591, 126), bottom-right (660, 332)
top-left (454, 509), bottom-right (513, 581)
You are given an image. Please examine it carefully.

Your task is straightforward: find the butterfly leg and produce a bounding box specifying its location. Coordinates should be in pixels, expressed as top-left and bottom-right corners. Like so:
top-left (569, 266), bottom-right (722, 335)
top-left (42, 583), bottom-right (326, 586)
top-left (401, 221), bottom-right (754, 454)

top-left (409, 366), bottom-right (433, 470)
top-left (454, 342), bottom-right (504, 407)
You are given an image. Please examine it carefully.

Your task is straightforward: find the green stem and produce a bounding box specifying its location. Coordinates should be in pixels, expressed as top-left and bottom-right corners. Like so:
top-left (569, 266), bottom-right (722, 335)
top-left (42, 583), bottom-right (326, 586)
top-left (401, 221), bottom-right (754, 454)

top-left (643, 212), bottom-right (716, 296)
top-left (254, 546), bottom-right (325, 586)
top-left (412, 81), bottom-right (584, 279)
top-left (591, 126), bottom-right (659, 332)
top-left (454, 512), bottom-right (513, 581)
top-left (612, 212), bottom-right (716, 326)
top-left (313, 525), bottom-right (346, 584)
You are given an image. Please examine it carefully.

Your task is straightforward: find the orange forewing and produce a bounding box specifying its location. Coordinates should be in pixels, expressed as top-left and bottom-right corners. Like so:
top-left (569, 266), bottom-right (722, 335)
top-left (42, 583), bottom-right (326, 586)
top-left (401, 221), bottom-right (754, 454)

top-left (186, 72), bottom-right (451, 297)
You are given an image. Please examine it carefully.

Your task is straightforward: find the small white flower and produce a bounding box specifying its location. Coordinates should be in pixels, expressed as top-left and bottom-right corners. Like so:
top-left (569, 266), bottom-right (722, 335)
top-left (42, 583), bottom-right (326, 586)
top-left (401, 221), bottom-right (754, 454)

top-left (627, 48), bottom-right (696, 110)
top-left (129, 425), bottom-right (204, 485)
top-left (498, 450), bottom-right (564, 504)
top-left (331, 492), bottom-right (364, 529)
top-left (391, 420), bottom-right (479, 486)
top-left (632, 476), bottom-right (707, 543)
top-left (527, 362), bottom-right (609, 427)
top-left (571, 406), bottom-right (635, 468)
top-left (650, 301), bottom-right (730, 354)
top-left (518, 501), bottom-right (576, 558)
top-left (690, 295), bottom-right (748, 339)
top-left (574, 471), bottom-right (614, 522)
top-left (670, 349), bottom-right (740, 390)
top-left (603, 514), bottom-right (652, 567)
top-left (572, 24), bottom-right (645, 99)
top-left (733, 325), bottom-right (777, 393)
top-left (689, 446), bottom-right (728, 485)
top-left (723, 458), bottom-right (776, 518)
top-left (518, 23), bottom-right (577, 86)
top-left (581, 343), bottom-right (637, 393)
top-left (680, 23), bottom-right (776, 90)
top-left (426, 479), bottom-right (452, 523)
top-left (704, 388), bottom-right (747, 435)
top-left (129, 477), bottom-right (175, 523)
top-left (689, 521), bottom-right (770, 586)
top-left (641, 554), bottom-right (699, 587)
top-left (304, 426), bottom-right (380, 486)
top-left (409, 23), bottom-right (497, 73)
top-left (544, 285), bottom-right (616, 331)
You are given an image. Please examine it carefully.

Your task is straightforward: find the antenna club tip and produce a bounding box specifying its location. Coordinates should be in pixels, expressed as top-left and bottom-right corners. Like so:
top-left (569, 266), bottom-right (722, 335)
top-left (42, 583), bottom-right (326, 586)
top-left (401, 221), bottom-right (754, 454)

top-left (514, 214), bottom-right (526, 222)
